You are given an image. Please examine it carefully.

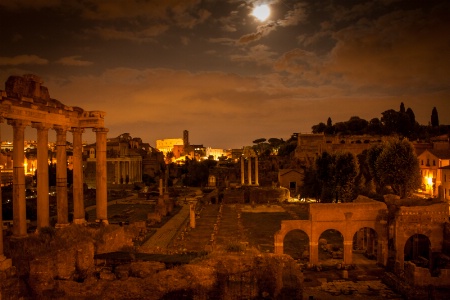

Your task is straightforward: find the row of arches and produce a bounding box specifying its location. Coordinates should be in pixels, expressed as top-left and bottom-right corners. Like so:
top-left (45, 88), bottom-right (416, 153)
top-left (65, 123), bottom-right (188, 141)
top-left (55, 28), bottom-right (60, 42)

top-left (282, 227), bottom-right (431, 268)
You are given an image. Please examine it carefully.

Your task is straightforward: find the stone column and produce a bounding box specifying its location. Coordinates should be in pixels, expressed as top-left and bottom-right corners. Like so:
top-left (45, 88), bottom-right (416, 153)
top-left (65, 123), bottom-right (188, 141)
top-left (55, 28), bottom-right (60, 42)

top-left (343, 241), bottom-right (353, 265)
top-left (72, 128), bottom-right (85, 224)
top-left (240, 157), bottom-right (245, 185)
top-left (55, 126), bottom-right (69, 227)
top-left (0, 121), bottom-right (12, 270)
top-left (33, 123), bottom-right (51, 229)
top-left (94, 128), bottom-right (108, 223)
top-left (9, 119), bottom-right (29, 237)
top-left (309, 241), bottom-right (319, 265)
top-left (247, 157), bottom-right (252, 185)
top-left (255, 156), bottom-right (259, 186)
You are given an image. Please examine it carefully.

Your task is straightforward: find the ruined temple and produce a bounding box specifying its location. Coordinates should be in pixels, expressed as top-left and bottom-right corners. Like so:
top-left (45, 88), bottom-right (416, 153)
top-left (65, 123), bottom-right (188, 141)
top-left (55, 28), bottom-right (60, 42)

top-left (0, 74), bottom-right (109, 271)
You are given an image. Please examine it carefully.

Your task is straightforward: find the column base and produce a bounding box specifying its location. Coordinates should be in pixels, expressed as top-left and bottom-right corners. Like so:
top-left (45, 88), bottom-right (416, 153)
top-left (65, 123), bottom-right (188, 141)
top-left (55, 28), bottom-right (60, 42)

top-left (95, 219), bottom-right (109, 225)
top-left (73, 218), bottom-right (86, 225)
top-left (0, 256), bottom-right (12, 271)
top-left (55, 223), bottom-right (70, 229)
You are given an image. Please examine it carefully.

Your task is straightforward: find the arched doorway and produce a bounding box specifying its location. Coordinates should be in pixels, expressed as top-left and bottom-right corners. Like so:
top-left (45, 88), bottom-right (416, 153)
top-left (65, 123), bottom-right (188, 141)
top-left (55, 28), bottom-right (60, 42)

top-left (352, 227), bottom-right (378, 264)
top-left (283, 229), bottom-right (309, 261)
top-left (318, 229), bottom-right (344, 264)
top-left (404, 234), bottom-right (431, 268)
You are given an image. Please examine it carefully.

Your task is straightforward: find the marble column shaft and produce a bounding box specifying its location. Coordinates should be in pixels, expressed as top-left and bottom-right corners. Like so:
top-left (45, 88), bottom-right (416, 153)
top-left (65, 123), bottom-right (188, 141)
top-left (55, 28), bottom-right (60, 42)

top-left (10, 120), bottom-right (29, 237)
top-left (72, 128), bottom-right (85, 224)
top-left (240, 157), bottom-right (245, 185)
top-left (94, 128), bottom-right (108, 223)
top-left (55, 127), bottom-right (69, 226)
top-left (35, 124), bottom-right (50, 229)
top-left (255, 156), bottom-right (259, 186)
top-left (247, 157), bottom-right (252, 185)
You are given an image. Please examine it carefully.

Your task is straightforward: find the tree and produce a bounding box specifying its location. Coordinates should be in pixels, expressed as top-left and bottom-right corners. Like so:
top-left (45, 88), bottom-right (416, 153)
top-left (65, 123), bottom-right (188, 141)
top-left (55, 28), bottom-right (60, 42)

top-left (375, 138), bottom-right (421, 198)
top-left (366, 144), bottom-right (384, 193)
top-left (431, 107), bottom-right (439, 127)
top-left (334, 152), bottom-right (357, 202)
top-left (314, 151), bottom-right (357, 202)
top-left (300, 166), bottom-right (321, 201)
top-left (312, 122), bottom-right (326, 134)
top-left (367, 118), bottom-right (382, 135)
top-left (315, 152), bottom-right (336, 202)
top-left (400, 102), bottom-right (405, 113)
top-left (252, 138), bottom-right (267, 155)
top-left (325, 117), bottom-right (334, 134)
top-left (268, 138), bottom-right (283, 155)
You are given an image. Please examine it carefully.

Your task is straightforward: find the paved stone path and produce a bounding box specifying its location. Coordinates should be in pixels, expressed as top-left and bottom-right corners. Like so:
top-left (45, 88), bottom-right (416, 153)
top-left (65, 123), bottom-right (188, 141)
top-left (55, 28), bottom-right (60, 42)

top-left (140, 204), bottom-right (190, 253)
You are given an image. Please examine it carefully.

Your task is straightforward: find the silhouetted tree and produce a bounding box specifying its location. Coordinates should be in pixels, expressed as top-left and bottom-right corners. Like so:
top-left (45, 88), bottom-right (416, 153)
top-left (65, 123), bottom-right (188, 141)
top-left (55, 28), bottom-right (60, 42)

top-left (366, 144), bottom-right (384, 193)
top-left (311, 122), bottom-right (326, 134)
top-left (431, 107), bottom-right (439, 127)
top-left (334, 152), bottom-right (357, 202)
top-left (400, 102), bottom-right (405, 113)
top-left (300, 166), bottom-right (321, 200)
top-left (367, 118), bottom-right (382, 135)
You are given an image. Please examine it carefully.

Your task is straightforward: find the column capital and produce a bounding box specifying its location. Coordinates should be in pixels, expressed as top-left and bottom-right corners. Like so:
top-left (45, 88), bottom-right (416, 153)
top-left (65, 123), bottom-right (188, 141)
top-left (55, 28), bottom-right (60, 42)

top-left (71, 127), bottom-right (85, 134)
top-left (54, 125), bottom-right (70, 134)
top-left (93, 127), bottom-right (109, 134)
top-left (32, 122), bottom-right (52, 131)
top-left (7, 119), bottom-right (31, 128)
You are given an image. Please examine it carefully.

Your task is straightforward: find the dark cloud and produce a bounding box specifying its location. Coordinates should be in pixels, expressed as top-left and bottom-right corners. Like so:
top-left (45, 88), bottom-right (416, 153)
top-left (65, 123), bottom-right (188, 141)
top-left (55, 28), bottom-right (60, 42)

top-left (0, 0), bottom-right (449, 148)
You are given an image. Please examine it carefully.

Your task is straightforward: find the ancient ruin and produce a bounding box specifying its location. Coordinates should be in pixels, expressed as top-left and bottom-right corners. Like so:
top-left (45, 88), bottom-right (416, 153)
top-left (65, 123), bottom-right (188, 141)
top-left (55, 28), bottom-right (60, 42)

top-left (0, 75), bottom-right (109, 267)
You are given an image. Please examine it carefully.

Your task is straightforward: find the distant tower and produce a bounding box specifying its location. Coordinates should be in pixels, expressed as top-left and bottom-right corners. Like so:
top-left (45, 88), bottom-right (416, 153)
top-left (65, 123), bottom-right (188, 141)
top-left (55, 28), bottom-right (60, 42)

top-left (183, 130), bottom-right (189, 147)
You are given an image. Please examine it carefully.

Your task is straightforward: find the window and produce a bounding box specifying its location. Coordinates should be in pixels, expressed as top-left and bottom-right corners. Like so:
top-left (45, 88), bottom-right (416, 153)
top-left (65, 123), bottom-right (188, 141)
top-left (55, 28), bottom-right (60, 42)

top-left (421, 160), bottom-right (423, 165)
top-left (433, 160), bottom-right (436, 166)
top-left (427, 159), bottom-right (430, 166)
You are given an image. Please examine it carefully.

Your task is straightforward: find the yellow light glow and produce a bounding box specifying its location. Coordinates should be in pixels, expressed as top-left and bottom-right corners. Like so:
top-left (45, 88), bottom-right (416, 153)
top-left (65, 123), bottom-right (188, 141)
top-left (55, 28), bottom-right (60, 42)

top-left (252, 4), bottom-right (270, 21)
top-left (427, 176), bottom-right (433, 185)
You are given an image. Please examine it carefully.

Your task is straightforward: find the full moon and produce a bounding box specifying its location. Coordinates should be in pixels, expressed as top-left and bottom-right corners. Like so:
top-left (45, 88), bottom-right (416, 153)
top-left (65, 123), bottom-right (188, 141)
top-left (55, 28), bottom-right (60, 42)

top-left (252, 4), bottom-right (270, 22)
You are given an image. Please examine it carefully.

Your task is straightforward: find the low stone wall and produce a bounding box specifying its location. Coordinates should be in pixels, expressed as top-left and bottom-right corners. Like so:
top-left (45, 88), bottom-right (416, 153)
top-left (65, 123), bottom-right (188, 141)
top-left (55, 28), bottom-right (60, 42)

top-left (404, 261), bottom-right (450, 288)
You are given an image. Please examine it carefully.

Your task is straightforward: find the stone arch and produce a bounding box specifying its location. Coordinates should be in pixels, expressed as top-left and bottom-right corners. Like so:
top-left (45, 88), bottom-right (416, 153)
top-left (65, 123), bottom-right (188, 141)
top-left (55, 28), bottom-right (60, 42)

top-left (404, 234), bottom-right (431, 268)
top-left (283, 229), bottom-right (310, 261)
top-left (352, 227), bottom-right (379, 263)
top-left (318, 228), bottom-right (344, 263)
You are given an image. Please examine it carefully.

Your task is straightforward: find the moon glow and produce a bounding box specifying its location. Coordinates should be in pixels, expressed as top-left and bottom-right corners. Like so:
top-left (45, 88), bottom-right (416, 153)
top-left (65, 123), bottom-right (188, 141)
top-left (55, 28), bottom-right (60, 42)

top-left (252, 4), bottom-right (270, 22)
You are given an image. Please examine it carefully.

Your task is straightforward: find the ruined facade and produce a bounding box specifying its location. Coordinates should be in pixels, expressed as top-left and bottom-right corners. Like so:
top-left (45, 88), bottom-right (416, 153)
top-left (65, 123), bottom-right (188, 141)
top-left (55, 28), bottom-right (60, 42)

top-left (84, 133), bottom-right (143, 188)
top-left (0, 74), bottom-right (109, 270)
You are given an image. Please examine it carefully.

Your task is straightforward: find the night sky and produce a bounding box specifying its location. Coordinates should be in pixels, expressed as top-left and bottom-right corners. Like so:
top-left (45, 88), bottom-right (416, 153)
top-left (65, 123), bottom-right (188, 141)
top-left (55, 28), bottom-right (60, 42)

top-left (1, 0), bottom-right (449, 149)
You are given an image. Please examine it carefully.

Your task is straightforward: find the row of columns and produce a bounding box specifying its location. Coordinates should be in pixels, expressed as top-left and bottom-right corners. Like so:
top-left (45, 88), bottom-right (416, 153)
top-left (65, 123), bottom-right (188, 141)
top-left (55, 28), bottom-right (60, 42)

top-left (240, 156), bottom-right (259, 186)
top-left (0, 120), bottom-right (109, 240)
top-left (114, 160), bottom-right (142, 184)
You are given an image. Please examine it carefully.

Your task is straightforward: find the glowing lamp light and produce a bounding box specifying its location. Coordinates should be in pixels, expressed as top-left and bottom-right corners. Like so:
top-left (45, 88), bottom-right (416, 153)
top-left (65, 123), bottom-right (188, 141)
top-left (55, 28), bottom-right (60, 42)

top-left (427, 176), bottom-right (433, 185)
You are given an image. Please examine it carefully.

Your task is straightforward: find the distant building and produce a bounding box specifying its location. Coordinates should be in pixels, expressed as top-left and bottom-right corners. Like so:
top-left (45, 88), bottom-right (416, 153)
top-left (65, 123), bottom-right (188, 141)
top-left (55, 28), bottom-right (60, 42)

top-left (206, 147), bottom-right (225, 160)
top-left (84, 133), bottom-right (143, 188)
top-left (418, 149), bottom-right (450, 197)
top-left (278, 169), bottom-right (304, 196)
top-left (155, 138), bottom-right (184, 156)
